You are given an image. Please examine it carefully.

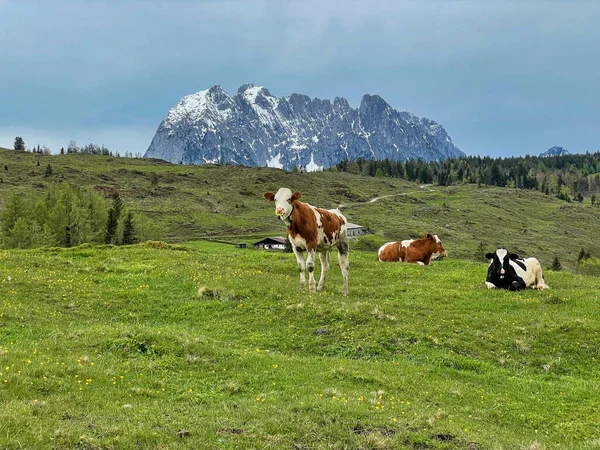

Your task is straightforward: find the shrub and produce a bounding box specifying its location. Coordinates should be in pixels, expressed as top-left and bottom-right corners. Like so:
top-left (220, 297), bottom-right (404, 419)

top-left (578, 257), bottom-right (600, 277)
top-left (352, 234), bottom-right (386, 252)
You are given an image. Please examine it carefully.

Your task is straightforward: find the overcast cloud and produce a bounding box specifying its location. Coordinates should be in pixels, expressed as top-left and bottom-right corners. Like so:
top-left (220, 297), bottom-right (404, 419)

top-left (0, 0), bottom-right (598, 157)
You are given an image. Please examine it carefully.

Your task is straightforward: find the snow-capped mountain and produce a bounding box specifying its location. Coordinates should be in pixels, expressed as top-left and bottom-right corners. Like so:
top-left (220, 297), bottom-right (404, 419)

top-left (144, 84), bottom-right (464, 170)
top-left (539, 146), bottom-right (570, 158)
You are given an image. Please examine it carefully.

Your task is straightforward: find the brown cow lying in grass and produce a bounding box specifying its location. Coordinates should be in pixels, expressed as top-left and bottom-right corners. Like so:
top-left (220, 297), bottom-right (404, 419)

top-left (378, 234), bottom-right (448, 265)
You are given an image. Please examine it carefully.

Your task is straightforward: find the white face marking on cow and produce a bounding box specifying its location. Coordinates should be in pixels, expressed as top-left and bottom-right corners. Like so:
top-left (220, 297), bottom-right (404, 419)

top-left (496, 249), bottom-right (508, 260)
top-left (273, 188), bottom-right (294, 220)
top-left (494, 249), bottom-right (509, 278)
top-left (434, 235), bottom-right (441, 244)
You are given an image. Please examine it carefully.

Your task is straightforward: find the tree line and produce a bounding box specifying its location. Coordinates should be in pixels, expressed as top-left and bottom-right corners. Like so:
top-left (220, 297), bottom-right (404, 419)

top-left (12, 136), bottom-right (143, 158)
top-left (0, 183), bottom-right (161, 249)
top-left (331, 152), bottom-right (600, 203)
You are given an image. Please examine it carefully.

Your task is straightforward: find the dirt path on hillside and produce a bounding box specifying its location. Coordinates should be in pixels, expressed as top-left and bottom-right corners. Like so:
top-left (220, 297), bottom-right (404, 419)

top-left (338, 184), bottom-right (435, 210)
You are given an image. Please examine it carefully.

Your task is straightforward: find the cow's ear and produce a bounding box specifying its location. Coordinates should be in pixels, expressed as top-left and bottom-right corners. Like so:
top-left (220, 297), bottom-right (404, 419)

top-left (291, 191), bottom-right (301, 202)
top-left (426, 233), bottom-right (434, 240)
top-left (264, 192), bottom-right (275, 202)
top-left (485, 253), bottom-right (494, 260)
top-left (509, 253), bottom-right (520, 259)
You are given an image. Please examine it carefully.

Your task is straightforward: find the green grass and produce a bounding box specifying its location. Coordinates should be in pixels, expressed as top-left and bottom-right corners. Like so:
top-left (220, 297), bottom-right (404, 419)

top-left (1, 242), bottom-right (599, 449)
top-left (2, 148), bottom-right (600, 269)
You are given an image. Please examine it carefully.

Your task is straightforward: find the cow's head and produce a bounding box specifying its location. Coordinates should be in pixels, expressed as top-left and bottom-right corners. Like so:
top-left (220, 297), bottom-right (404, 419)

top-left (485, 249), bottom-right (519, 279)
top-left (427, 234), bottom-right (449, 257)
top-left (263, 188), bottom-right (301, 221)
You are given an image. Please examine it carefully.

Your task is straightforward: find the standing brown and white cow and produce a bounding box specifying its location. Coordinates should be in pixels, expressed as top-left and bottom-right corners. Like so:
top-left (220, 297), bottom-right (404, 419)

top-left (378, 234), bottom-right (448, 265)
top-left (264, 188), bottom-right (349, 296)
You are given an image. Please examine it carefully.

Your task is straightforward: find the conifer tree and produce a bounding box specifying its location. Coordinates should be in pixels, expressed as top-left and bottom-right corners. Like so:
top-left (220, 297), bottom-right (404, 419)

top-left (550, 256), bottom-right (562, 271)
top-left (105, 191), bottom-right (123, 244)
top-left (13, 136), bottom-right (25, 150)
top-left (121, 212), bottom-right (136, 245)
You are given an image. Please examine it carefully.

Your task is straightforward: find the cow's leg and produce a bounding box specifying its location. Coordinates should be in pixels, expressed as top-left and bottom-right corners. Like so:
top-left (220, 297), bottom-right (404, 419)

top-left (536, 276), bottom-right (549, 290)
top-left (292, 246), bottom-right (306, 291)
top-left (317, 251), bottom-right (330, 291)
top-left (337, 240), bottom-right (349, 296)
top-left (306, 249), bottom-right (317, 293)
top-left (534, 265), bottom-right (549, 290)
top-left (485, 281), bottom-right (497, 289)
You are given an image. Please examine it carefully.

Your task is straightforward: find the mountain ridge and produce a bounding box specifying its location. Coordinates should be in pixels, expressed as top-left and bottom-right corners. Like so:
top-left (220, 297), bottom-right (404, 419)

top-left (144, 84), bottom-right (465, 170)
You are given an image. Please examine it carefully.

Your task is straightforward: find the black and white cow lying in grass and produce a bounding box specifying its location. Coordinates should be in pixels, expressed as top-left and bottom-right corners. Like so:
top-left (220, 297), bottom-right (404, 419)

top-left (485, 249), bottom-right (549, 291)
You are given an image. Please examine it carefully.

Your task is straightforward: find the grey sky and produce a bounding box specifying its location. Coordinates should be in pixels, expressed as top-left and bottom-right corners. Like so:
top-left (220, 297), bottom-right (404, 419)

top-left (1, 0), bottom-right (598, 157)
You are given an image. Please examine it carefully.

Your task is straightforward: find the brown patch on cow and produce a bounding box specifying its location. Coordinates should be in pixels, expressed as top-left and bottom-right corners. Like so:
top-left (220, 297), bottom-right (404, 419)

top-left (378, 242), bottom-right (405, 262)
top-left (315, 207), bottom-right (345, 243)
top-left (287, 200), bottom-right (319, 250)
top-left (264, 192), bottom-right (275, 201)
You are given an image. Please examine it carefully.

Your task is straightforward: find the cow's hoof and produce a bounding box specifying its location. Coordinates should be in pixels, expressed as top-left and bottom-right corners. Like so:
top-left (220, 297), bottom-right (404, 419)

top-left (509, 283), bottom-right (519, 291)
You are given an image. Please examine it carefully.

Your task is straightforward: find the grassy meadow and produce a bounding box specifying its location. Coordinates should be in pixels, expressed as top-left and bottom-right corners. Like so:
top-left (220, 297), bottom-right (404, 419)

top-left (1, 242), bottom-right (599, 449)
top-left (1, 147), bottom-right (600, 448)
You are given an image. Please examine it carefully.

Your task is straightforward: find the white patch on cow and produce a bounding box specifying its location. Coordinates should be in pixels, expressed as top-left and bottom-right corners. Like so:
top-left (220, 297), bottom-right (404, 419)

top-left (433, 235), bottom-right (441, 244)
top-left (401, 239), bottom-right (414, 248)
top-left (312, 206), bottom-right (323, 227)
top-left (417, 261), bottom-right (425, 266)
top-left (288, 233), bottom-right (308, 250)
top-left (485, 281), bottom-right (497, 289)
top-left (517, 257), bottom-right (548, 289)
top-left (496, 249), bottom-right (508, 260)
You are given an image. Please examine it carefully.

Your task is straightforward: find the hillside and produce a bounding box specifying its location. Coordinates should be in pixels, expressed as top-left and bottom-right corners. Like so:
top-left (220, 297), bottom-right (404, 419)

top-left (1, 148), bottom-right (600, 268)
top-left (0, 242), bottom-right (599, 448)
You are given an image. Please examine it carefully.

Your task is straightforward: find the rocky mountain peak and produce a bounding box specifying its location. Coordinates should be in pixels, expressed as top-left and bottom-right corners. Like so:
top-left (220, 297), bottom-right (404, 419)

top-left (145, 84), bottom-right (464, 170)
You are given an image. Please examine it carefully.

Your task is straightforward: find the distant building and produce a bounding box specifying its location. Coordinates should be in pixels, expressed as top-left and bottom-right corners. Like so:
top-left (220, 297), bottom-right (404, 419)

top-left (346, 222), bottom-right (366, 237)
top-left (253, 237), bottom-right (288, 250)
top-left (235, 242), bottom-right (247, 248)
